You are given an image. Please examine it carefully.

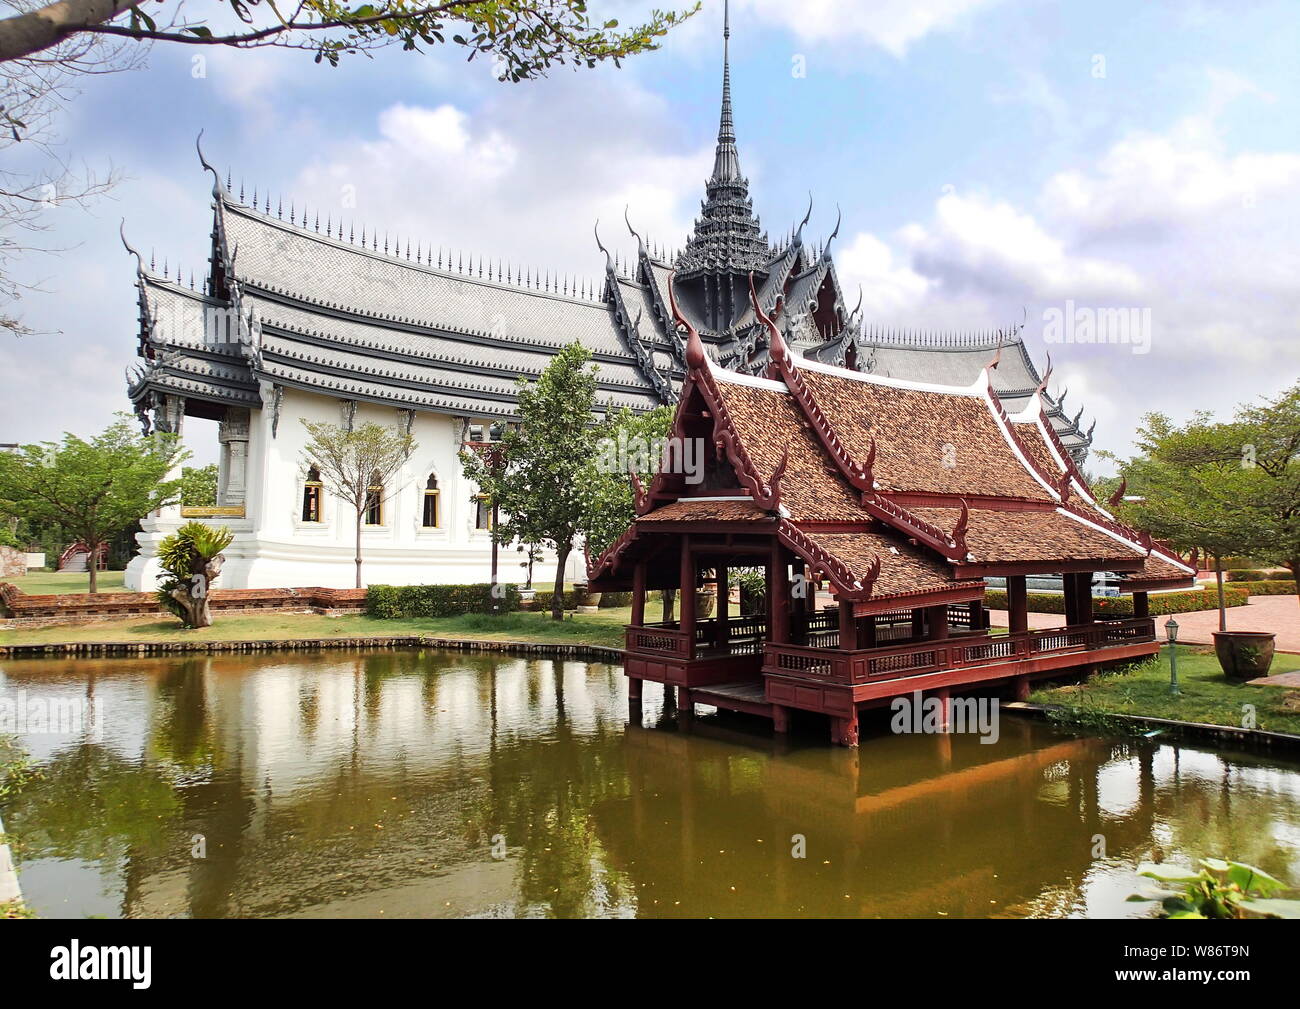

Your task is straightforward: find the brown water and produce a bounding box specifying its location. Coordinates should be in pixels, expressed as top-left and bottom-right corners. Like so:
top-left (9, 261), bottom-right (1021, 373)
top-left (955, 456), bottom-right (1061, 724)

top-left (2, 650), bottom-right (1299, 918)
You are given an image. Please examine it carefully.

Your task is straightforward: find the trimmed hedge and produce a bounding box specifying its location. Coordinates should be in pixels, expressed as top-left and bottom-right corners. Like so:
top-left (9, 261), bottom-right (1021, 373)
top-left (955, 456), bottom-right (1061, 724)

top-left (598, 591), bottom-right (632, 608)
top-left (1236, 579), bottom-right (1297, 596)
top-left (533, 588), bottom-right (580, 612)
top-left (983, 586), bottom-right (1248, 618)
top-left (1225, 568), bottom-right (1290, 582)
top-left (367, 583), bottom-right (521, 619)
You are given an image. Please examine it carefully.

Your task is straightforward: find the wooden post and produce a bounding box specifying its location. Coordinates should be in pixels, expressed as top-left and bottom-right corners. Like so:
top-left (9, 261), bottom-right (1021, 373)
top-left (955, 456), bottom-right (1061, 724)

top-left (1133, 591), bottom-right (1149, 619)
top-left (768, 542), bottom-right (789, 645)
top-left (1077, 573), bottom-right (1094, 624)
top-left (1007, 574), bottom-right (1029, 636)
top-left (969, 598), bottom-right (984, 630)
top-left (1014, 676), bottom-right (1030, 702)
top-left (910, 607), bottom-right (926, 640)
top-left (680, 536), bottom-right (696, 659)
top-left (838, 596), bottom-right (858, 650)
top-left (928, 605), bottom-right (949, 641)
top-left (772, 705), bottom-right (790, 734)
top-left (1063, 572), bottom-right (1079, 626)
top-left (863, 614), bottom-right (877, 648)
top-left (631, 559), bottom-right (646, 627)
top-left (715, 563), bottom-right (729, 650)
top-left (628, 676), bottom-right (643, 722)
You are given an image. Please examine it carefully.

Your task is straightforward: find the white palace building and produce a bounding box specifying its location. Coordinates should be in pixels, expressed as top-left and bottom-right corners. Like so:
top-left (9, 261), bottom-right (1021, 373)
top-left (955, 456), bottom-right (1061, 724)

top-left (122, 10), bottom-right (1093, 592)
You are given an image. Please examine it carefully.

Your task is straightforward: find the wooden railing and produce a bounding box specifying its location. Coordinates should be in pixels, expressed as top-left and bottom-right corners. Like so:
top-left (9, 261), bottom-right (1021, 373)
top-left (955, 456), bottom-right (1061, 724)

top-left (762, 617), bottom-right (1156, 686)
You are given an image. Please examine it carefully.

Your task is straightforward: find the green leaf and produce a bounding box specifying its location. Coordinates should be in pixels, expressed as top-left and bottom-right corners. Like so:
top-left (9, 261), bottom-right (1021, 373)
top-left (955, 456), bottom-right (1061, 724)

top-left (1226, 861), bottom-right (1286, 896)
top-left (1239, 898), bottom-right (1300, 919)
top-left (1137, 862), bottom-right (1203, 883)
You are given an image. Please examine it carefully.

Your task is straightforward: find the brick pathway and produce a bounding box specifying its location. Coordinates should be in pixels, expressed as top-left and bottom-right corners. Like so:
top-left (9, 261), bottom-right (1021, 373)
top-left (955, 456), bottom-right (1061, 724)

top-left (987, 594), bottom-right (1300, 653)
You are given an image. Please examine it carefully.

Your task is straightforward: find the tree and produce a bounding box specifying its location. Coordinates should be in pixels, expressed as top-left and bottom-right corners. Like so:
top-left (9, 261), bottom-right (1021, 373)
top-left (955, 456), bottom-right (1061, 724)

top-left (1, 2), bottom-right (131, 337)
top-left (300, 419), bottom-right (414, 588)
top-left (577, 404), bottom-right (672, 558)
top-left (156, 521), bottom-right (234, 628)
top-left (576, 403), bottom-right (676, 618)
top-left (180, 463), bottom-right (219, 507)
top-left (1234, 383), bottom-right (1300, 596)
top-left (1107, 411), bottom-right (1273, 631)
top-left (0, 1), bottom-right (698, 72)
top-left (0, 413), bottom-right (187, 592)
top-left (0, 2), bottom-right (694, 338)
top-left (461, 342), bottom-right (596, 621)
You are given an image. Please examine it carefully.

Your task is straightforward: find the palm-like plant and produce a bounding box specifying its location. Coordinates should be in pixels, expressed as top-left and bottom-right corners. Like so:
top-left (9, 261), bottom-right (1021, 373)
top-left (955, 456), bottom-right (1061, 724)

top-left (156, 521), bottom-right (234, 629)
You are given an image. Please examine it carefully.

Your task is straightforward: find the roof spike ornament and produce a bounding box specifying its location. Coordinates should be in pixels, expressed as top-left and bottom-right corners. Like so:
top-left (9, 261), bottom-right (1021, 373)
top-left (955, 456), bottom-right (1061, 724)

top-left (751, 270), bottom-right (788, 368)
top-left (1034, 352), bottom-right (1054, 398)
top-left (952, 498), bottom-right (970, 556)
top-left (668, 270), bottom-right (707, 371)
top-left (1108, 477), bottom-right (1127, 509)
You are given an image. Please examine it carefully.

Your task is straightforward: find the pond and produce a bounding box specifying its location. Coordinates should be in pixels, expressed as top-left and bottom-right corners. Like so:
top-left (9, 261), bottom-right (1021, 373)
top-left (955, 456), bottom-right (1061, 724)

top-left (2, 649), bottom-right (1299, 918)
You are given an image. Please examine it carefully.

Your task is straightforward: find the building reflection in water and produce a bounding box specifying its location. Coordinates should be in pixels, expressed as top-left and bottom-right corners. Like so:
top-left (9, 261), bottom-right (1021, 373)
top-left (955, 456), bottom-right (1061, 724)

top-left (1, 651), bottom-right (1297, 918)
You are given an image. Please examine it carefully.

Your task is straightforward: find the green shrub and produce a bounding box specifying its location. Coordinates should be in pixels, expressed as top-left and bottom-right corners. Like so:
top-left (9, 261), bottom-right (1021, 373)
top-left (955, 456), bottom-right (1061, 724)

top-left (366, 583), bottom-right (521, 619)
top-left (983, 586), bottom-right (1248, 617)
top-left (533, 588), bottom-right (579, 612)
top-left (1237, 579), bottom-right (1297, 596)
top-left (598, 591), bottom-right (632, 608)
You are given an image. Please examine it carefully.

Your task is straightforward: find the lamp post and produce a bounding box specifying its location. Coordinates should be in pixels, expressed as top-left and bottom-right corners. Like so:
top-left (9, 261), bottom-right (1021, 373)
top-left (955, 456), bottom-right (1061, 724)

top-left (1165, 617), bottom-right (1180, 695)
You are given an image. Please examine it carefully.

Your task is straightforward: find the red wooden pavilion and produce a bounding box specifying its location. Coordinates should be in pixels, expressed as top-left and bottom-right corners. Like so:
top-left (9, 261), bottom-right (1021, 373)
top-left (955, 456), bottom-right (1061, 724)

top-left (588, 278), bottom-right (1196, 745)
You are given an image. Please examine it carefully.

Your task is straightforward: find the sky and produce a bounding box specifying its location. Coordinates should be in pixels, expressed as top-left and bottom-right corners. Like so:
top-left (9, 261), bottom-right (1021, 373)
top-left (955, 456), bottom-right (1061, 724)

top-left (3, 0), bottom-right (1299, 473)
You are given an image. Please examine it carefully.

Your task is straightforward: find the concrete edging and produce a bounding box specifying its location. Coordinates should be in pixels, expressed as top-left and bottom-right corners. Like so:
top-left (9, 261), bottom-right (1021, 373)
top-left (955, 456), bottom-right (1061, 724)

top-left (0, 811), bottom-right (21, 908)
top-left (1003, 700), bottom-right (1300, 752)
top-left (0, 635), bottom-right (626, 663)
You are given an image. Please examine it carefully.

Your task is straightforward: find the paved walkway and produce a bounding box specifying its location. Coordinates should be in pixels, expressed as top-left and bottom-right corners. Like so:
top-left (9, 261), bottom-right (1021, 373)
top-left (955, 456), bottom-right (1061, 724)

top-left (987, 594), bottom-right (1300, 653)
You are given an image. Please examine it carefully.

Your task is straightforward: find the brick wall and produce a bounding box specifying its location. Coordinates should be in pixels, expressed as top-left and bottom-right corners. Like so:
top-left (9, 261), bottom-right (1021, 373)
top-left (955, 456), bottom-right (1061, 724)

top-left (0, 583), bottom-right (368, 627)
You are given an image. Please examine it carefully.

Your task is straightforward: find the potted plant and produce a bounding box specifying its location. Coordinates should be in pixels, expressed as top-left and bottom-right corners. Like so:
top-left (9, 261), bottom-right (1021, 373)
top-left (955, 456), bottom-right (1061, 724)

top-left (573, 581), bottom-right (600, 614)
top-left (1214, 632), bottom-right (1276, 680)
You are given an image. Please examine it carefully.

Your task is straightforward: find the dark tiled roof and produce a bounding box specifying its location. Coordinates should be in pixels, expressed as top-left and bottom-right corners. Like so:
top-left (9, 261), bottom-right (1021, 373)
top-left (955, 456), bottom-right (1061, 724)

top-left (638, 499), bottom-right (775, 523)
top-left (907, 506), bottom-right (1141, 564)
top-left (799, 529), bottom-right (976, 599)
top-left (796, 364), bottom-right (1052, 500)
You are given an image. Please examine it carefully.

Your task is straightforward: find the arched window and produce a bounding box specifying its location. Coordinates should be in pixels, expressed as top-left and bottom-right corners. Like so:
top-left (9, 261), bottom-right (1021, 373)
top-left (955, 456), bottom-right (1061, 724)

top-left (474, 494), bottom-right (493, 530)
top-left (422, 473), bottom-right (441, 528)
top-left (365, 472), bottom-right (383, 526)
top-left (302, 465), bottom-right (323, 522)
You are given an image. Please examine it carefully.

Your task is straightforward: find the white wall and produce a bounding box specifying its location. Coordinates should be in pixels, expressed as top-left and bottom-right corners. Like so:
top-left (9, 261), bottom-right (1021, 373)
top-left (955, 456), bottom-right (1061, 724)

top-left (125, 386), bottom-right (582, 591)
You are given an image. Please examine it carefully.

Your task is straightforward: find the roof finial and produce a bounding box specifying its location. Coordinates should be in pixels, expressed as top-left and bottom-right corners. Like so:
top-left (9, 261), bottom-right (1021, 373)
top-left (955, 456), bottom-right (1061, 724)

top-left (195, 130), bottom-right (223, 198)
top-left (751, 270), bottom-right (787, 367)
top-left (668, 270), bottom-right (706, 371)
top-left (119, 219), bottom-right (144, 276)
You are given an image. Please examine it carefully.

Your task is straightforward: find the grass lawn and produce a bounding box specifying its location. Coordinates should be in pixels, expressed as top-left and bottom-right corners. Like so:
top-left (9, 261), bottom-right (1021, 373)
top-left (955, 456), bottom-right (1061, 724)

top-left (0, 605), bottom-right (634, 650)
top-left (3, 570), bottom-right (125, 595)
top-left (1031, 645), bottom-right (1300, 736)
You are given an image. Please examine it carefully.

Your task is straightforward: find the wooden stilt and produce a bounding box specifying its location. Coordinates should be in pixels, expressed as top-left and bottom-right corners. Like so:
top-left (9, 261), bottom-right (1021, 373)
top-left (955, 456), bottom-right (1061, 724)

top-left (1014, 676), bottom-right (1030, 702)
top-left (772, 704), bottom-right (790, 734)
top-left (934, 687), bottom-right (951, 733)
top-left (831, 709), bottom-right (859, 747)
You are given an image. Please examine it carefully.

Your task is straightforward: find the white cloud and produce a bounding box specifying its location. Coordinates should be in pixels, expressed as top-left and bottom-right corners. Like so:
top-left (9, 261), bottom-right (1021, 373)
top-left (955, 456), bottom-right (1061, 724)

top-left (740, 0), bottom-right (1002, 57)
top-left (901, 190), bottom-right (1144, 300)
top-left (287, 76), bottom-right (712, 282)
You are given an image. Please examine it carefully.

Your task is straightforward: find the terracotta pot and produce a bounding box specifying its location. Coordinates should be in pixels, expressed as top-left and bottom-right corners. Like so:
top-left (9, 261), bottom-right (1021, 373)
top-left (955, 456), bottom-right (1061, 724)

top-left (1212, 630), bottom-right (1276, 680)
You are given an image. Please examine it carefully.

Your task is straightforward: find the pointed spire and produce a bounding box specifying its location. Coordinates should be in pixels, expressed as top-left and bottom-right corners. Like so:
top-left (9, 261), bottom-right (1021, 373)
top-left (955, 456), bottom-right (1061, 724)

top-left (712, 0), bottom-right (740, 184)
